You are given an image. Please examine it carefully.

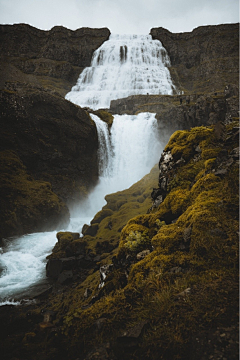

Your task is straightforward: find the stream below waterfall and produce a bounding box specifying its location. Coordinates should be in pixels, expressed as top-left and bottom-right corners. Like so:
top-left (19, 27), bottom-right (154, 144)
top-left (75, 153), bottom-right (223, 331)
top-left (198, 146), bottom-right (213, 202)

top-left (0, 33), bottom-right (176, 305)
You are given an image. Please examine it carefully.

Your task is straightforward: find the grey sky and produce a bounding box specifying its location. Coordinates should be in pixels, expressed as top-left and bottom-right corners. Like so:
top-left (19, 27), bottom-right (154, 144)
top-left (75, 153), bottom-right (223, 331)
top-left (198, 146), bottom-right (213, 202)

top-left (0, 0), bottom-right (239, 34)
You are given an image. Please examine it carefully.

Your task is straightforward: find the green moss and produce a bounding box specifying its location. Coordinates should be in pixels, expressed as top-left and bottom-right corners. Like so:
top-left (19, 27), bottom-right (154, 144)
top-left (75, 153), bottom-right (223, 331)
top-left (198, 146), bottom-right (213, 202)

top-left (0, 150), bottom-right (69, 237)
top-left (92, 109), bottom-right (114, 127)
top-left (42, 123), bottom-right (238, 359)
top-left (91, 209), bottom-right (113, 224)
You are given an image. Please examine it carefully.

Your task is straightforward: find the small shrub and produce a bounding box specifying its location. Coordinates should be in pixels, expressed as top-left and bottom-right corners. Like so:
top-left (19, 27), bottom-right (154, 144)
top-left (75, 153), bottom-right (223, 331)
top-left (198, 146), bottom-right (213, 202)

top-left (124, 230), bottom-right (151, 254)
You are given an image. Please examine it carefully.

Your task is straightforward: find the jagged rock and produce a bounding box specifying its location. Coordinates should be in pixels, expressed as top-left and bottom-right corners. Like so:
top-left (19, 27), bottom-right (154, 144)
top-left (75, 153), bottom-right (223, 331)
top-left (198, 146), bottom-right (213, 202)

top-left (99, 264), bottom-right (114, 288)
top-left (113, 320), bottom-right (148, 356)
top-left (150, 24), bottom-right (239, 93)
top-left (0, 24), bottom-right (110, 96)
top-left (82, 224), bottom-right (99, 236)
top-left (214, 169), bottom-right (228, 177)
top-left (57, 270), bottom-right (73, 284)
top-left (84, 288), bottom-right (92, 298)
top-left (83, 344), bottom-right (111, 360)
top-left (230, 147), bottom-right (240, 160)
top-left (136, 250), bottom-right (150, 261)
top-left (46, 257), bottom-right (76, 279)
top-left (56, 232), bottom-right (80, 242)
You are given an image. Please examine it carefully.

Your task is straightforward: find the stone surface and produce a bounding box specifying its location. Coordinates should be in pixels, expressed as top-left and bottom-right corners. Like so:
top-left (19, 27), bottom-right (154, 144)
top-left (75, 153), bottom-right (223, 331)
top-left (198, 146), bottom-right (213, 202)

top-left (0, 24), bottom-right (110, 96)
top-left (150, 23), bottom-right (239, 93)
top-left (0, 86), bottom-right (99, 238)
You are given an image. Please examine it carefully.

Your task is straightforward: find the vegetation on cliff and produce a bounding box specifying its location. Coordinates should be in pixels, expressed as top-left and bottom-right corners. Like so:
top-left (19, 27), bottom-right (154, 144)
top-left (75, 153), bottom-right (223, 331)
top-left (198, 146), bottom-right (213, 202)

top-left (0, 150), bottom-right (69, 239)
top-left (8, 121), bottom-right (237, 360)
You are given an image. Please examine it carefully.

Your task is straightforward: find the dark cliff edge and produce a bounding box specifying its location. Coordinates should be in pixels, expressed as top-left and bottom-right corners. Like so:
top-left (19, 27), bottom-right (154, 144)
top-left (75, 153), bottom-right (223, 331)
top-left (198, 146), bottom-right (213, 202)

top-left (150, 23), bottom-right (239, 93)
top-left (0, 24), bottom-right (110, 239)
top-left (0, 24), bottom-right (111, 96)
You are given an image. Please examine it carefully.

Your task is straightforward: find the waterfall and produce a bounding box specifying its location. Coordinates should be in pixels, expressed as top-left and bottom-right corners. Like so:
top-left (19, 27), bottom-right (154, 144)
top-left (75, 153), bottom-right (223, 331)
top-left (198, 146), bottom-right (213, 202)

top-left (90, 114), bottom-right (113, 177)
top-left (65, 34), bottom-right (176, 109)
top-left (0, 33), bottom-right (172, 305)
top-left (76, 112), bottom-right (162, 217)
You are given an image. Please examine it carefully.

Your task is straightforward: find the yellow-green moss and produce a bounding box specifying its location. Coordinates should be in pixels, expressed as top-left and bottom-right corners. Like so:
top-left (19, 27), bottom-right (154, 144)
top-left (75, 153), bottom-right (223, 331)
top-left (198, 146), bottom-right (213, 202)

top-left (92, 109), bottom-right (114, 127)
top-left (43, 123), bottom-right (238, 359)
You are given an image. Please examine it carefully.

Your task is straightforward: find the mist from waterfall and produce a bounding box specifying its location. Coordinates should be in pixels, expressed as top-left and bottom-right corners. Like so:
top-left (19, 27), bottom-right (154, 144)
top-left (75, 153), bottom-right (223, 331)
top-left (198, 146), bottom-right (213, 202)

top-left (65, 34), bottom-right (176, 109)
top-left (72, 112), bottom-right (162, 217)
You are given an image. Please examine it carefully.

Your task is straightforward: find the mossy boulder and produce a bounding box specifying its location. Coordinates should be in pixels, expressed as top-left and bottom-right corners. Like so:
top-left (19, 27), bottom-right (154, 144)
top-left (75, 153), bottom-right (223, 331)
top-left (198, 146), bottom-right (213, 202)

top-left (0, 150), bottom-right (69, 240)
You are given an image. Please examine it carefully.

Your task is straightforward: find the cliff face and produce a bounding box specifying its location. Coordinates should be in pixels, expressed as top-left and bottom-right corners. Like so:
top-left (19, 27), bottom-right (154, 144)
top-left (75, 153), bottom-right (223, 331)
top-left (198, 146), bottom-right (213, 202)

top-left (150, 23), bottom-right (239, 93)
top-left (0, 85), bottom-right (99, 239)
top-left (0, 24), bottom-right (110, 96)
top-left (0, 24), bottom-right (111, 239)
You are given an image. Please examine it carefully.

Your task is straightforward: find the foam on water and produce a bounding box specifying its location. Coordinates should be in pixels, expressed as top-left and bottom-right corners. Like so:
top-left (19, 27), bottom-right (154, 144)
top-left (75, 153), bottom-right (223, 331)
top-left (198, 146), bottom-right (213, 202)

top-left (74, 112), bottom-right (162, 217)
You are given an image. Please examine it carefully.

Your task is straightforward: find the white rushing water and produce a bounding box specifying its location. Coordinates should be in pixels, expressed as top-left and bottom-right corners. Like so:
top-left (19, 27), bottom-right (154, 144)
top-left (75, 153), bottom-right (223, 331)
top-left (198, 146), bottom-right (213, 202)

top-left (76, 112), bottom-right (162, 216)
top-left (0, 217), bottom-right (91, 304)
top-left (0, 112), bottom-right (162, 304)
top-left (65, 34), bottom-right (176, 109)
top-left (0, 33), bottom-right (172, 305)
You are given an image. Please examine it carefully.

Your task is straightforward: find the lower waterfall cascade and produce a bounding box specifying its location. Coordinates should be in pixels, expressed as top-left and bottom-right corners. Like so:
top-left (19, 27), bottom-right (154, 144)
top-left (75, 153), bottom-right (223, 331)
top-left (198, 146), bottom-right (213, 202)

top-left (0, 112), bottom-right (162, 304)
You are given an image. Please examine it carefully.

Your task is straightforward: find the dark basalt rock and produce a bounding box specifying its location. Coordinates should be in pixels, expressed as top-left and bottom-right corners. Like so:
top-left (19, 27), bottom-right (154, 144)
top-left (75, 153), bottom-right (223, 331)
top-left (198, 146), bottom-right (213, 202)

top-left (0, 86), bottom-right (99, 238)
top-left (0, 24), bottom-right (111, 96)
top-left (150, 23), bottom-right (239, 93)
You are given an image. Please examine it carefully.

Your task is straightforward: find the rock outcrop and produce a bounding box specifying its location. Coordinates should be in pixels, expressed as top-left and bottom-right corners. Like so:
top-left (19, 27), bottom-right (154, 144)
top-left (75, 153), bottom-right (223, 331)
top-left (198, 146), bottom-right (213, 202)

top-left (0, 24), bottom-right (111, 239)
top-left (110, 87), bottom-right (239, 144)
top-left (150, 23), bottom-right (239, 93)
top-left (0, 84), bottom-right (99, 239)
top-left (0, 24), bottom-right (110, 96)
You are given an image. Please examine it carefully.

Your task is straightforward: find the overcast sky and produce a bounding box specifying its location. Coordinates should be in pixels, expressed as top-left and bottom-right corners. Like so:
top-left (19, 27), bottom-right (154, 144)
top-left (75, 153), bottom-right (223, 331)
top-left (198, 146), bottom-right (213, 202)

top-left (0, 0), bottom-right (239, 34)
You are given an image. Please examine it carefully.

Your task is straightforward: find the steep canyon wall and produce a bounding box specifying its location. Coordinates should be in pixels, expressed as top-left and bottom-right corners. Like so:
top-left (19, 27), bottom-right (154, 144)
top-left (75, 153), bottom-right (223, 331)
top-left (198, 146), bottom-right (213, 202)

top-left (0, 25), bottom-right (110, 239)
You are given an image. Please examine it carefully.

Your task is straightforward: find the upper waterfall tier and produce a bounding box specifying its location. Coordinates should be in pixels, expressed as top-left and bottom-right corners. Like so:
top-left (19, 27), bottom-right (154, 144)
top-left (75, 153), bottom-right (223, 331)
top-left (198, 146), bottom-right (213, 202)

top-left (65, 34), bottom-right (177, 109)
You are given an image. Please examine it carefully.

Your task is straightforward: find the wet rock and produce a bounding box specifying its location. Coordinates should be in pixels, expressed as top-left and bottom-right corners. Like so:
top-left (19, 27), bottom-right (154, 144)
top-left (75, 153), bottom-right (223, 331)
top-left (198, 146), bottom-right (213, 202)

top-left (46, 259), bottom-right (63, 279)
top-left (46, 257), bottom-right (76, 279)
top-left (56, 232), bottom-right (80, 242)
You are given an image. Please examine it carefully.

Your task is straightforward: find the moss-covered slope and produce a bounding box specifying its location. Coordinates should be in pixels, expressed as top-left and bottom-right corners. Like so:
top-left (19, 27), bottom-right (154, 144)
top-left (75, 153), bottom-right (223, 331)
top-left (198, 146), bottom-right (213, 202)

top-left (13, 121), bottom-right (237, 360)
